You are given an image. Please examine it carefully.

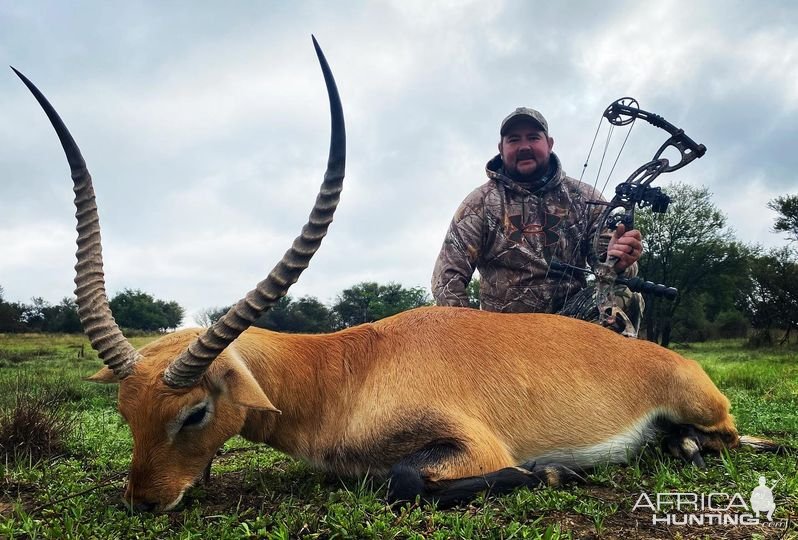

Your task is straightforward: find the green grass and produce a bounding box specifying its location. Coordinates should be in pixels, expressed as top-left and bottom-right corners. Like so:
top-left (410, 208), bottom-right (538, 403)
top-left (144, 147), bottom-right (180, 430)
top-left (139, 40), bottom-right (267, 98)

top-left (0, 334), bottom-right (796, 539)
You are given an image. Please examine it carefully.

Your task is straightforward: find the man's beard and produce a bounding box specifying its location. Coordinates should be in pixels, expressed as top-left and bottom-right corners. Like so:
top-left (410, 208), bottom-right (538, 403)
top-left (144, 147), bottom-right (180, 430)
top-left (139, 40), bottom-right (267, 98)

top-left (506, 156), bottom-right (551, 184)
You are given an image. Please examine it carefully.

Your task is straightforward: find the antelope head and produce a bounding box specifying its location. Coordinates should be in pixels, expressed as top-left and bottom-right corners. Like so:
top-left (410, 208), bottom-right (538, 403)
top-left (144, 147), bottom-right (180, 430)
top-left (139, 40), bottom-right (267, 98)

top-left (14, 36), bottom-right (345, 511)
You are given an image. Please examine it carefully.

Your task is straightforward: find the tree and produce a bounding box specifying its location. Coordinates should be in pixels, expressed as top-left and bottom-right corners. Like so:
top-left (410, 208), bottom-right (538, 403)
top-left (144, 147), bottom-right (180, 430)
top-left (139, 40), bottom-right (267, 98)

top-left (0, 292), bottom-right (79, 333)
top-left (40, 298), bottom-right (81, 333)
top-left (253, 295), bottom-right (336, 333)
top-left (157, 299), bottom-right (184, 332)
top-left (289, 296), bottom-right (338, 333)
top-left (466, 277), bottom-right (481, 309)
top-left (109, 289), bottom-right (184, 332)
top-left (20, 297), bottom-right (48, 332)
top-left (768, 194), bottom-right (798, 242)
top-left (332, 282), bottom-right (431, 328)
top-left (194, 305), bottom-right (232, 327)
top-left (0, 286), bottom-right (24, 332)
top-left (636, 183), bottom-right (751, 346)
top-left (744, 246), bottom-right (798, 345)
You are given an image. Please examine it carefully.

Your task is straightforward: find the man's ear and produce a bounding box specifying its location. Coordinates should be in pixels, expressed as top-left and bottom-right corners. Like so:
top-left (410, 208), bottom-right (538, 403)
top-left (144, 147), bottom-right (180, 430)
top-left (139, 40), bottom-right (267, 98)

top-left (85, 366), bottom-right (119, 384)
top-left (547, 135), bottom-right (554, 151)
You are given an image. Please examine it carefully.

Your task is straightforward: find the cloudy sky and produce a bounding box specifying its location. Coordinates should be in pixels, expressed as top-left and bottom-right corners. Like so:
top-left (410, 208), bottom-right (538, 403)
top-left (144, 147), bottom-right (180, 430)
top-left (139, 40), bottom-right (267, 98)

top-left (1, 0), bottom-right (796, 324)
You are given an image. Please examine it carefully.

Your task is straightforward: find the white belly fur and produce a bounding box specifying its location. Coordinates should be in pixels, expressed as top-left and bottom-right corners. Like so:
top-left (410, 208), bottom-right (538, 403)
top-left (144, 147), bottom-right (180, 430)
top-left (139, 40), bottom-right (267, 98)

top-left (528, 411), bottom-right (666, 468)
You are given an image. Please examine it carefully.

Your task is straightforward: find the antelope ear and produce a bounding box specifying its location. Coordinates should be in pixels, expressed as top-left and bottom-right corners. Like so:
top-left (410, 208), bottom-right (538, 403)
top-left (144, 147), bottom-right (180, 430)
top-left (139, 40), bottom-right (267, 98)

top-left (206, 350), bottom-right (280, 413)
top-left (85, 366), bottom-right (119, 384)
top-left (219, 366), bottom-right (281, 413)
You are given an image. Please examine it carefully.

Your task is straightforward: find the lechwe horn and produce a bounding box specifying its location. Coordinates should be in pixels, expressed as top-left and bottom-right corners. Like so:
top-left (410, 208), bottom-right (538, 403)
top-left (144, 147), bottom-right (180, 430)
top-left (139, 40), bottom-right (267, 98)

top-left (12, 67), bottom-right (142, 378)
top-left (163, 36), bottom-right (346, 388)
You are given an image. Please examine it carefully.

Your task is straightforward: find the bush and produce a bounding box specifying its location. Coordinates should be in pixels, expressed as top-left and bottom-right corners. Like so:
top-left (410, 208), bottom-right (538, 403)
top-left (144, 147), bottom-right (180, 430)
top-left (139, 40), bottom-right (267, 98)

top-left (0, 375), bottom-right (77, 463)
top-left (713, 310), bottom-right (750, 339)
top-left (670, 309), bottom-right (711, 343)
top-left (746, 330), bottom-right (774, 348)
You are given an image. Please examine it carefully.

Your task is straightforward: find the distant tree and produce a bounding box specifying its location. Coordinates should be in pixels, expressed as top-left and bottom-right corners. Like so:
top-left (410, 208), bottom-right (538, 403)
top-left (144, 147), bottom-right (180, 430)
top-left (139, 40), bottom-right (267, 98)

top-left (40, 298), bottom-right (81, 333)
top-left (466, 277), bottom-right (481, 309)
top-left (20, 297), bottom-right (48, 332)
top-left (636, 183), bottom-right (751, 346)
top-left (254, 295), bottom-right (336, 333)
top-left (290, 296), bottom-right (337, 333)
top-left (194, 305), bottom-right (232, 327)
top-left (109, 289), bottom-right (184, 332)
top-left (157, 299), bottom-right (184, 332)
top-left (253, 296), bottom-right (292, 331)
top-left (0, 286), bottom-right (24, 332)
top-left (743, 246), bottom-right (798, 345)
top-left (768, 194), bottom-right (798, 242)
top-left (713, 309), bottom-right (750, 339)
top-left (0, 292), bottom-right (78, 333)
top-left (332, 282), bottom-right (431, 328)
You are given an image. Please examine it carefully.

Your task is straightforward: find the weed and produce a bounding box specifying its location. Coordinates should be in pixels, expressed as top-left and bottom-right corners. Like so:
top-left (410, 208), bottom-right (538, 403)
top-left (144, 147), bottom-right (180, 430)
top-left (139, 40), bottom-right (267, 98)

top-left (0, 374), bottom-right (77, 463)
top-left (574, 495), bottom-right (617, 535)
top-left (0, 347), bottom-right (53, 364)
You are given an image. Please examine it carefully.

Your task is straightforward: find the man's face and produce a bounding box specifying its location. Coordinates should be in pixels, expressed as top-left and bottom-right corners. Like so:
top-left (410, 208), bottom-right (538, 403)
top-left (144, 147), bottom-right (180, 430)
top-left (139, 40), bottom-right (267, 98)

top-left (499, 120), bottom-right (554, 181)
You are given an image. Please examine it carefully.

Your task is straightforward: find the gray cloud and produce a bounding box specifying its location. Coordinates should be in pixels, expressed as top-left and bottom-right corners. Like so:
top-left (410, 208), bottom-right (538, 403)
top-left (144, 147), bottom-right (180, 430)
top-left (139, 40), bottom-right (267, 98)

top-left (2, 0), bottom-right (797, 324)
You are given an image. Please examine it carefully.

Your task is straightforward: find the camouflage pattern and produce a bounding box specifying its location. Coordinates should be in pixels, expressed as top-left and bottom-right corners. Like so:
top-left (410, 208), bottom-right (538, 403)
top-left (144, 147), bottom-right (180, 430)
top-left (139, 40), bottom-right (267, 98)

top-left (558, 283), bottom-right (644, 335)
top-left (432, 152), bottom-right (639, 315)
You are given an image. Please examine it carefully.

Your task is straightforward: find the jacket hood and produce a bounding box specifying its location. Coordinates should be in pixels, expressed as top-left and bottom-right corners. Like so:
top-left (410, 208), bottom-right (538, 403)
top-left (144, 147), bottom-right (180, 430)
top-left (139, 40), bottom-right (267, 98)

top-left (486, 152), bottom-right (564, 196)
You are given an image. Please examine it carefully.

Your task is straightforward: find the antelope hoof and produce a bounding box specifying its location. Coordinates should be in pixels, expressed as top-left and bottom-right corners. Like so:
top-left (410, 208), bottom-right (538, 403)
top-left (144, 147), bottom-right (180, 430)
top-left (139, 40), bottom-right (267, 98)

top-left (519, 462), bottom-right (584, 486)
top-left (203, 460), bottom-right (213, 485)
top-left (664, 427), bottom-right (707, 469)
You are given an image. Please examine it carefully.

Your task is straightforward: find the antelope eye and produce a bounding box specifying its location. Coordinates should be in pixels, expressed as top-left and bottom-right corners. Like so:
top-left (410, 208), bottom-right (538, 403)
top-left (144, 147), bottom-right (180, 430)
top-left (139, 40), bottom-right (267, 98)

top-left (183, 406), bottom-right (208, 428)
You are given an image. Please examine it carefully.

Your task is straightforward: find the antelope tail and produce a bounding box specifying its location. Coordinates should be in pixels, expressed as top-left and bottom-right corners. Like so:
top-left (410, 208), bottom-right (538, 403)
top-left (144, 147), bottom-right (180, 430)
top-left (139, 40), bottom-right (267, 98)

top-left (738, 435), bottom-right (793, 455)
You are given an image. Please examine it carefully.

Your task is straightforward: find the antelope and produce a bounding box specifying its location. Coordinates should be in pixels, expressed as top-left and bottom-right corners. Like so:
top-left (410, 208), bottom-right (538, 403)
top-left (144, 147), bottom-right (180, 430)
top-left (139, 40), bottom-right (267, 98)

top-left (14, 38), bottom-right (777, 513)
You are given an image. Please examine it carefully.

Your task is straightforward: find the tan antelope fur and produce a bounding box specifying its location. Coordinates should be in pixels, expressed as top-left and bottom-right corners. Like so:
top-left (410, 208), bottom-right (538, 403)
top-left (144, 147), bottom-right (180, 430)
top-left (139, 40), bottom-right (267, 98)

top-left (88, 308), bottom-right (741, 510)
top-left (15, 39), bottom-right (767, 513)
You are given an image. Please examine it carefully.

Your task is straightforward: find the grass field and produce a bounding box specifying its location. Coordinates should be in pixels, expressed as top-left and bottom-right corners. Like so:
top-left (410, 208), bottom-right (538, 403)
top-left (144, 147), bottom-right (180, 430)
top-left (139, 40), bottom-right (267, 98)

top-left (0, 333), bottom-right (796, 539)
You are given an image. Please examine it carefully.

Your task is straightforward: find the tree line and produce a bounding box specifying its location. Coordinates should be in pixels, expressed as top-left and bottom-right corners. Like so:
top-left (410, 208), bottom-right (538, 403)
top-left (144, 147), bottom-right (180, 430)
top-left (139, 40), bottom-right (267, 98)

top-left (636, 186), bottom-right (797, 347)
top-left (0, 289), bottom-right (184, 334)
top-left (1, 188), bottom-right (796, 347)
top-left (0, 282), bottom-right (433, 335)
top-left (196, 282), bottom-right (432, 333)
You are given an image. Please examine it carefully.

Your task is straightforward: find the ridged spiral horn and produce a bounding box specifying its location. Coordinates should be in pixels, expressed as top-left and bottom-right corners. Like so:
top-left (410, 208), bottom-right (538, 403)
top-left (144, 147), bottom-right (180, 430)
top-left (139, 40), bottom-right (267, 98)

top-left (163, 36), bottom-right (346, 388)
top-left (12, 67), bottom-right (142, 378)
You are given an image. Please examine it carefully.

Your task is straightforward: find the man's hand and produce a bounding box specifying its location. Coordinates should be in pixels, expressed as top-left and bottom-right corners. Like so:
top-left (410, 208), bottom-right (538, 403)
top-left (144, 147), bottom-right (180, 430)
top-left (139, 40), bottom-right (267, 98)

top-left (607, 224), bottom-right (643, 272)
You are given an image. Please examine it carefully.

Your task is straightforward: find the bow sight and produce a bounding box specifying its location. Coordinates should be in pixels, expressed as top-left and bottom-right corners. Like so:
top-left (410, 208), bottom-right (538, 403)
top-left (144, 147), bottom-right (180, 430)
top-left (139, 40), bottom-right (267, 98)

top-left (606, 183), bottom-right (671, 231)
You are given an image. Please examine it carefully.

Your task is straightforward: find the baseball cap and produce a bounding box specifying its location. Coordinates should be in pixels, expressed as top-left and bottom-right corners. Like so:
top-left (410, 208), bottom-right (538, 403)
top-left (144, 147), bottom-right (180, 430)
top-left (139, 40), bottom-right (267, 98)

top-left (500, 107), bottom-right (548, 136)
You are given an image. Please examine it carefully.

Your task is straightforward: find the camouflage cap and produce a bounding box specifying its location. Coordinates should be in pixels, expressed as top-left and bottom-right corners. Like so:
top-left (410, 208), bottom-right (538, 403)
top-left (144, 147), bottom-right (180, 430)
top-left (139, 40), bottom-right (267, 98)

top-left (500, 107), bottom-right (548, 136)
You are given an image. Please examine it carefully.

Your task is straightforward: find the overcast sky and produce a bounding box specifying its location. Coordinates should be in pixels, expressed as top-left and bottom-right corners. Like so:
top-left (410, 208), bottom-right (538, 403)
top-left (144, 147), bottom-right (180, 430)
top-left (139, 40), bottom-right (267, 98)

top-left (1, 0), bottom-right (797, 325)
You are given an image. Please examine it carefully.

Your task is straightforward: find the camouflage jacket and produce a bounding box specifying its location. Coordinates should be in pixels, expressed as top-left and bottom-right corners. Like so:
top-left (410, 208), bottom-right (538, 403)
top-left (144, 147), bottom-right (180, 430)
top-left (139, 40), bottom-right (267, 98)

top-left (431, 152), bottom-right (637, 313)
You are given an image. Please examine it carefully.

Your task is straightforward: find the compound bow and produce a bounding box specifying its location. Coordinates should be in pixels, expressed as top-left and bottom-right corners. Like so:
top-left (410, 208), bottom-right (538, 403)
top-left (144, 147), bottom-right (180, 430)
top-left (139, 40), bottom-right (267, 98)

top-left (554, 97), bottom-right (707, 337)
